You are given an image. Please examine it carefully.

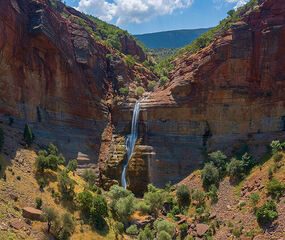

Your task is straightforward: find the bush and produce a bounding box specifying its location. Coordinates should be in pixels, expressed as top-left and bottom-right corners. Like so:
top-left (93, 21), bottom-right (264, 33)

top-left (135, 86), bottom-right (145, 97)
top-left (256, 200), bottom-right (278, 225)
top-left (114, 221), bottom-right (124, 235)
top-left (66, 159), bottom-right (78, 173)
top-left (232, 227), bottom-right (242, 237)
top-left (158, 230), bottom-right (172, 240)
top-left (201, 163), bottom-right (219, 186)
top-left (119, 86), bottom-right (129, 97)
top-left (0, 128), bottom-right (4, 152)
top-left (57, 170), bottom-right (75, 200)
top-left (176, 185), bottom-right (190, 206)
top-left (135, 76), bottom-right (142, 83)
top-left (126, 225), bottom-right (139, 235)
top-left (138, 224), bottom-right (155, 240)
top-left (38, 178), bottom-right (45, 190)
top-left (154, 220), bottom-right (175, 236)
top-left (250, 192), bottom-right (260, 206)
top-left (89, 195), bottom-right (108, 230)
top-left (273, 153), bottom-right (282, 162)
top-left (265, 178), bottom-right (285, 199)
top-left (82, 169), bottom-right (97, 187)
top-left (207, 184), bottom-right (218, 202)
top-left (226, 157), bottom-right (245, 180)
top-left (270, 140), bottom-right (283, 155)
top-left (178, 223), bottom-right (187, 233)
top-left (125, 55), bottom-right (136, 67)
top-left (58, 212), bottom-right (76, 240)
top-left (137, 201), bottom-right (151, 214)
top-left (192, 190), bottom-right (205, 207)
top-left (34, 143), bottom-right (65, 173)
top-left (16, 176), bottom-right (21, 181)
top-left (23, 124), bottom-right (34, 146)
top-left (148, 81), bottom-right (156, 91)
top-left (42, 208), bottom-right (59, 233)
top-left (143, 184), bottom-right (166, 217)
top-left (36, 197), bottom-right (42, 209)
top-left (159, 76), bottom-right (169, 87)
top-left (208, 151), bottom-right (227, 174)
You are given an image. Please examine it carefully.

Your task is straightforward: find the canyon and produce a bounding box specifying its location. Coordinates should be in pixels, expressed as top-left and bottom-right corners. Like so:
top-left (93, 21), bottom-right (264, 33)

top-left (1, 0), bottom-right (285, 195)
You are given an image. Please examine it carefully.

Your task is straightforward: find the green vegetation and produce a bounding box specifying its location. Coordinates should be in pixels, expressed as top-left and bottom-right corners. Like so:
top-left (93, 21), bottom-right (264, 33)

top-left (42, 207), bottom-right (59, 233)
top-left (176, 185), bottom-right (190, 206)
top-left (250, 192), bottom-right (260, 207)
top-left (227, 157), bottom-right (245, 180)
top-left (148, 81), bottom-right (156, 91)
top-left (159, 76), bottom-right (169, 87)
top-left (82, 169), bottom-right (97, 187)
top-left (126, 225), bottom-right (139, 235)
top-left (66, 159), bottom-right (78, 174)
top-left (135, 86), bottom-right (145, 97)
top-left (201, 163), bottom-right (219, 186)
top-left (23, 124), bottom-right (34, 146)
top-left (265, 178), bottom-right (285, 199)
top-left (57, 170), bottom-right (76, 200)
top-left (34, 143), bottom-right (65, 173)
top-left (36, 197), bottom-right (43, 209)
top-left (256, 200), bottom-right (278, 225)
top-left (119, 86), bottom-right (129, 97)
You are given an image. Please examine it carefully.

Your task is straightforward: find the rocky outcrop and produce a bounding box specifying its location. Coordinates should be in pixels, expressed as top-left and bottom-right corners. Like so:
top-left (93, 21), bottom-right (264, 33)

top-left (0, 0), bottom-right (154, 177)
top-left (113, 0), bottom-right (285, 190)
top-left (22, 207), bottom-right (42, 220)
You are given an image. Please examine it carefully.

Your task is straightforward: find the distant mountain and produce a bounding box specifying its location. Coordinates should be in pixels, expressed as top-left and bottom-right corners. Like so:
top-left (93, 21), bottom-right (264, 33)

top-left (134, 28), bottom-right (211, 49)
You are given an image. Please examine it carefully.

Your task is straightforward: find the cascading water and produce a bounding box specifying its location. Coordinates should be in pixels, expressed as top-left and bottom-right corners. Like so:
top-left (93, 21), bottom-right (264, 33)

top-left (121, 101), bottom-right (141, 189)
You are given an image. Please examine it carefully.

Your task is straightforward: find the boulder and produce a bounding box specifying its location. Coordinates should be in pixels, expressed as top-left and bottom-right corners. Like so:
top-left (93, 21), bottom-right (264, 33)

top-left (196, 224), bottom-right (209, 237)
top-left (22, 207), bottom-right (42, 220)
top-left (10, 220), bottom-right (24, 230)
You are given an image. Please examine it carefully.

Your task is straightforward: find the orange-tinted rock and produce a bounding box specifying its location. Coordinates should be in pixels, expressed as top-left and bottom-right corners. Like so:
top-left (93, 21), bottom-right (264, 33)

top-left (22, 207), bottom-right (42, 220)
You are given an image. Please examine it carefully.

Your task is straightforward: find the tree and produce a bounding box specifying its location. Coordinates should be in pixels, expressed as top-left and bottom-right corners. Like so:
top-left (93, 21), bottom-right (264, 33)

top-left (207, 184), bottom-right (218, 202)
top-left (77, 190), bottom-right (94, 215)
top-left (270, 140), bottom-right (283, 155)
top-left (265, 178), bottom-right (285, 199)
top-left (0, 127), bottom-right (4, 152)
top-left (57, 170), bottom-right (75, 200)
top-left (201, 163), bottom-right (219, 186)
top-left (159, 76), bottom-right (169, 87)
top-left (176, 185), bottom-right (190, 206)
top-left (82, 169), bottom-right (97, 186)
top-left (108, 185), bottom-right (133, 200)
top-left (256, 200), bottom-right (278, 225)
top-left (135, 86), bottom-right (145, 97)
top-left (208, 151), bottom-right (227, 174)
top-left (89, 195), bottom-right (108, 230)
top-left (23, 124), bottom-right (34, 146)
top-left (250, 192), bottom-right (259, 206)
top-left (125, 55), bottom-right (135, 67)
top-left (154, 220), bottom-right (175, 238)
top-left (115, 194), bottom-right (136, 224)
top-left (227, 9), bottom-right (235, 17)
top-left (138, 224), bottom-right (155, 240)
top-left (58, 212), bottom-right (76, 240)
top-left (42, 208), bottom-right (59, 233)
top-left (126, 225), bottom-right (139, 235)
top-left (158, 230), bottom-right (172, 240)
top-left (67, 159), bottom-right (78, 174)
top-left (143, 184), bottom-right (166, 218)
top-left (192, 190), bottom-right (205, 207)
top-left (119, 86), bottom-right (129, 97)
top-left (36, 197), bottom-right (42, 209)
top-left (226, 158), bottom-right (245, 180)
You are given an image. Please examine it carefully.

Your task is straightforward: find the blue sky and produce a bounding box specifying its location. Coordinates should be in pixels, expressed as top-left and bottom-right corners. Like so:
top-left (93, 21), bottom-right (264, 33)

top-left (64, 0), bottom-right (248, 34)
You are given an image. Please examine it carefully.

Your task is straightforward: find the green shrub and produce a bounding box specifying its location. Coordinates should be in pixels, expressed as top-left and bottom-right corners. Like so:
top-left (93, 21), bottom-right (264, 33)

top-left (114, 221), bottom-right (124, 235)
top-left (158, 230), bottom-right (172, 240)
top-left (119, 86), bottom-right (129, 97)
top-left (57, 212), bottom-right (76, 240)
top-left (57, 170), bottom-right (75, 200)
top-left (82, 169), bottom-right (97, 187)
top-left (207, 185), bottom-right (218, 202)
top-left (125, 55), bottom-right (136, 67)
top-left (42, 207), bottom-right (59, 233)
top-left (137, 201), bottom-right (151, 214)
top-left (135, 86), bottom-right (145, 97)
top-left (89, 195), bottom-right (108, 230)
top-left (250, 192), bottom-right (260, 206)
top-left (138, 224), bottom-right (155, 240)
top-left (201, 163), bottom-right (219, 186)
top-left (154, 220), bottom-right (175, 236)
top-left (273, 153), bottom-right (282, 162)
top-left (178, 223), bottom-right (187, 233)
top-left (192, 190), bottom-right (205, 207)
top-left (232, 227), bottom-right (242, 237)
top-left (36, 197), bottom-right (42, 209)
top-left (135, 76), bottom-right (142, 83)
top-left (159, 76), bottom-right (169, 87)
top-left (226, 157), bottom-right (245, 180)
top-left (176, 185), bottom-right (190, 206)
top-left (126, 225), bottom-right (139, 235)
top-left (143, 184), bottom-right (166, 218)
top-left (0, 128), bottom-right (4, 152)
top-left (16, 176), bottom-right (21, 181)
top-left (148, 81), bottom-right (156, 91)
top-left (227, 221), bottom-right (234, 227)
top-left (38, 178), bottom-right (45, 190)
top-left (106, 54), bottom-right (112, 61)
top-left (270, 140), bottom-right (283, 155)
top-left (265, 178), bottom-right (285, 199)
top-left (208, 151), bottom-right (227, 175)
top-left (66, 159), bottom-right (78, 173)
top-left (23, 124), bottom-right (34, 146)
top-left (256, 200), bottom-right (278, 225)
top-left (268, 166), bottom-right (273, 179)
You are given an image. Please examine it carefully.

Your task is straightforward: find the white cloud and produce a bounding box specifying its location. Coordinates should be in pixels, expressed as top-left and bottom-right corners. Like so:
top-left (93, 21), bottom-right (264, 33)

top-left (213, 0), bottom-right (248, 11)
top-left (225, 0), bottom-right (248, 10)
top-left (77, 0), bottom-right (193, 25)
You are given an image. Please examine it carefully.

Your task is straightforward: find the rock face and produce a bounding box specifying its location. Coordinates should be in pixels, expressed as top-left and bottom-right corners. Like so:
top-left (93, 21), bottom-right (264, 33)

top-left (0, 0), bottom-right (154, 176)
top-left (22, 207), bottom-right (42, 220)
top-left (114, 0), bottom-right (285, 190)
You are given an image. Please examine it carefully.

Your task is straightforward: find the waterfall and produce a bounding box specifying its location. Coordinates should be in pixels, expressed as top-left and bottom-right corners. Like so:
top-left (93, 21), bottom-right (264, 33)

top-left (121, 101), bottom-right (141, 189)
